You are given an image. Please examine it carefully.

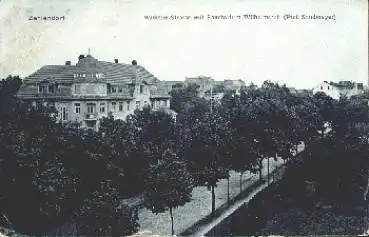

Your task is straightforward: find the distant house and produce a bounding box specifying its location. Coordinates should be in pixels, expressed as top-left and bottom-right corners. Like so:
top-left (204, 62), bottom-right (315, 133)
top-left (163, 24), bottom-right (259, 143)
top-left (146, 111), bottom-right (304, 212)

top-left (181, 76), bottom-right (246, 101)
top-left (312, 81), bottom-right (365, 100)
top-left (17, 54), bottom-right (172, 131)
top-left (288, 87), bottom-right (313, 96)
top-left (184, 76), bottom-right (215, 97)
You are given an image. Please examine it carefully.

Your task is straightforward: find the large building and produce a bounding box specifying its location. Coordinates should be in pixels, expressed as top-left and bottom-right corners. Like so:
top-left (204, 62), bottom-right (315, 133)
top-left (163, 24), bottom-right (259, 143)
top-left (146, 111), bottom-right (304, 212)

top-left (17, 54), bottom-right (171, 131)
top-left (312, 81), bottom-right (365, 100)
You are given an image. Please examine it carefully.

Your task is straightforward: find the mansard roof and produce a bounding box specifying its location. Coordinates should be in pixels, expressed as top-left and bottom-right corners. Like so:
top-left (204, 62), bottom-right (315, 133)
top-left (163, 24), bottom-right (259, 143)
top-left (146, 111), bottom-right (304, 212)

top-left (22, 55), bottom-right (160, 85)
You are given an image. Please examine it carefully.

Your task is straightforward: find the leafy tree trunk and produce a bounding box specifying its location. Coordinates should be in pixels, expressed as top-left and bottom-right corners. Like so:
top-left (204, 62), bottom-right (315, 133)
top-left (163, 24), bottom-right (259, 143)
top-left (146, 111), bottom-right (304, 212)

top-left (169, 207), bottom-right (174, 235)
top-left (295, 143), bottom-right (299, 156)
top-left (267, 158), bottom-right (270, 184)
top-left (227, 177), bottom-right (230, 205)
top-left (259, 159), bottom-right (263, 181)
top-left (239, 172), bottom-right (243, 193)
top-left (364, 170), bottom-right (369, 201)
top-left (211, 185), bottom-right (216, 215)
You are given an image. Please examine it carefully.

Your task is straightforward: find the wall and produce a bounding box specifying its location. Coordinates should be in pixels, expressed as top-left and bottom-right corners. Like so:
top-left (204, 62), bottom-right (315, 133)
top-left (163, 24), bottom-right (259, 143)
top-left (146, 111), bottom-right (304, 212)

top-left (71, 83), bottom-right (107, 96)
top-left (312, 83), bottom-right (340, 100)
top-left (133, 83), bottom-right (152, 110)
top-left (313, 83), bottom-right (364, 100)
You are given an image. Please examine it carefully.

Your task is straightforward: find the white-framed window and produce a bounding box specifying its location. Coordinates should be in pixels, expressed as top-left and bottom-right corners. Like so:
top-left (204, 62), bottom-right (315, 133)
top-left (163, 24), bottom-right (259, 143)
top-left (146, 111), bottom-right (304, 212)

top-left (112, 87), bottom-right (117, 93)
top-left (140, 85), bottom-right (144, 94)
top-left (100, 103), bottom-right (105, 113)
top-left (87, 103), bottom-right (95, 114)
top-left (112, 102), bottom-right (116, 111)
top-left (119, 102), bottom-right (123, 112)
top-left (136, 101), bottom-right (140, 109)
top-left (127, 101), bottom-right (130, 111)
top-left (75, 103), bottom-right (81, 113)
top-left (118, 87), bottom-right (123, 93)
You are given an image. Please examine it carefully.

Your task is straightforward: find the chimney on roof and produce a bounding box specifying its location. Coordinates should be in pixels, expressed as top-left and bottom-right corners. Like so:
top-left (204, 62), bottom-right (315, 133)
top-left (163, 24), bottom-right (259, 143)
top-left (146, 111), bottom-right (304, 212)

top-left (114, 59), bottom-right (119, 63)
top-left (65, 61), bottom-right (71, 66)
top-left (78, 54), bottom-right (85, 61)
top-left (132, 60), bottom-right (137, 66)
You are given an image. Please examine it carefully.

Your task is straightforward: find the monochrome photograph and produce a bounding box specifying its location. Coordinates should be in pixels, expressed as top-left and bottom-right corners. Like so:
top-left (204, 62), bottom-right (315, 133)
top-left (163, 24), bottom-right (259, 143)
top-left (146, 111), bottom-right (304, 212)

top-left (0, 0), bottom-right (368, 236)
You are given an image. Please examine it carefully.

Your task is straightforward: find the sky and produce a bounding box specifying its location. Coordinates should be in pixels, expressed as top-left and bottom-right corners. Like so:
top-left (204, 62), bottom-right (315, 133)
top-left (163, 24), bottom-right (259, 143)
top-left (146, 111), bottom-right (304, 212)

top-left (0, 0), bottom-right (367, 89)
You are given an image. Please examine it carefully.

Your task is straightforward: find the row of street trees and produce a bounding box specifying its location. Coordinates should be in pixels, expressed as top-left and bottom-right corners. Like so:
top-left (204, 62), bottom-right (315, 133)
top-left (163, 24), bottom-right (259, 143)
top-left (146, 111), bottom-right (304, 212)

top-left (1, 76), bottom-right (369, 236)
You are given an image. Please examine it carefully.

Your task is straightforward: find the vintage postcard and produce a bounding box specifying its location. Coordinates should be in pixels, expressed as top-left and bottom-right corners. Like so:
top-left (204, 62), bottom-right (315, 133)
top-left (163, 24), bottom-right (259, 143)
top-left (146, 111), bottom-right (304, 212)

top-left (0, 0), bottom-right (368, 236)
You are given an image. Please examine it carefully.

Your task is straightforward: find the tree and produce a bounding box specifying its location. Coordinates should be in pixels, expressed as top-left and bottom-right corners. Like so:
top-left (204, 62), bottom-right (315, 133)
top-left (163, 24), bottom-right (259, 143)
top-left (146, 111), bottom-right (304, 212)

top-left (169, 83), bottom-right (200, 113)
top-left (131, 106), bottom-right (177, 161)
top-left (99, 114), bottom-right (143, 197)
top-left (186, 111), bottom-right (232, 215)
top-left (144, 149), bottom-right (194, 235)
top-left (76, 180), bottom-right (139, 237)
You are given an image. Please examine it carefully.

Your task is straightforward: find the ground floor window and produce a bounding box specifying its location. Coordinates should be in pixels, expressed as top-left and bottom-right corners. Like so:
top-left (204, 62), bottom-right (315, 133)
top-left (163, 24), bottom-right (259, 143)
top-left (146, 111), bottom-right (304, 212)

top-left (61, 107), bottom-right (68, 121)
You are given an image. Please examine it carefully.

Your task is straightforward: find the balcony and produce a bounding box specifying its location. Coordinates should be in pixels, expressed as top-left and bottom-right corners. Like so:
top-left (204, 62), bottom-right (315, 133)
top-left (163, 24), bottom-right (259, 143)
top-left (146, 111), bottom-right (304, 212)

top-left (84, 112), bottom-right (98, 121)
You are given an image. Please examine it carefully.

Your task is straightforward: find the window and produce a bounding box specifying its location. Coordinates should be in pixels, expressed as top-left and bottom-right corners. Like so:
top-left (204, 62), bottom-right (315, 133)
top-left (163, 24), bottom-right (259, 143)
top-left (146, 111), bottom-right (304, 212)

top-left (127, 102), bottom-right (130, 111)
top-left (136, 101), bottom-right (140, 109)
top-left (118, 87), bottom-right (123, 93)
top-left (119, 102), bottom-right (123, 112)
top-left (87, 104), bottom-right (95, 114)
top-left (75, 103), bottom-right (81, 113)
top-left (112, 102), bottom-right (116, 111)
top-left (75, 84), bottom-right (81, 94)
top-left (165, 100), bottom-right (169, 108)
top-left (38, 84), bottom-right (46, 93)
top-left (140, 85), bottom-right (144, 93)
top-left (327, 86), bottom-right (330, 90)
top-left (100, 103), bottom-right (105, 113)
top-left (61, 107), bottom-right (68, 121)
top-left (48, 85), bottom-right (54, 93)
top-left (112, 87), bottom-right (117, 93)
top-left (320, 86), bottom-right (323, 90)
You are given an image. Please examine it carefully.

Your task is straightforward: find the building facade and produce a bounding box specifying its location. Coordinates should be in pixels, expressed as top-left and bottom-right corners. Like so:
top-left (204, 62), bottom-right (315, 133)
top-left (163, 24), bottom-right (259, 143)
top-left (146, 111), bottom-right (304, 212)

top-left (312, 81), bottom-right (365, 100)
top-left (17, 54), bottom-right (171, 131)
